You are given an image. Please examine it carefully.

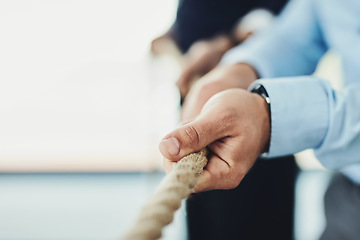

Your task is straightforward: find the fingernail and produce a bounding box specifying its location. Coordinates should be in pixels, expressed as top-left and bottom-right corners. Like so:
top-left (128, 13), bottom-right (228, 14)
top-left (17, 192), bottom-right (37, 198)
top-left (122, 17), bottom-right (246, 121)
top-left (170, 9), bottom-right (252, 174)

top-left (160, 137), bottom-right (180, 156)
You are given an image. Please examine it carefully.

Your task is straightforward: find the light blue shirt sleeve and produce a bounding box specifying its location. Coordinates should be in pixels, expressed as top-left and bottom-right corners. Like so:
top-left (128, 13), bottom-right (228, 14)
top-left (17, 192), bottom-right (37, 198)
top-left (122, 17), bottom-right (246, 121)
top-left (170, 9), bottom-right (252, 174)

top-left (250, 78), bottom-right (360, 169)
top-left (222, 0), bottom-right (327, 78)
top-left (221, 0), bottom-right (360, 170)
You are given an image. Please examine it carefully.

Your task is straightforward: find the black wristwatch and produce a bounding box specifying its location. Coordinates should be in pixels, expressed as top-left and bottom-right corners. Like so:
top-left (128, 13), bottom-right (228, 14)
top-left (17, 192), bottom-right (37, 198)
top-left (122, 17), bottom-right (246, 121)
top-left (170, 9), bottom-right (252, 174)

top-left (251, 84), bottom-right (270, 156)
top-left (251, 84), bottom-right (270, 105)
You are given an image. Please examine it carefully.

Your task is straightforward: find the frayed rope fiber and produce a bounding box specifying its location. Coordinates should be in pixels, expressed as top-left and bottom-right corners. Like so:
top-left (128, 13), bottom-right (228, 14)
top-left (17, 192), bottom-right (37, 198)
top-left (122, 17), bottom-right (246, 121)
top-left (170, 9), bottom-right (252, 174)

top-left (121, 148), bottom-right (208, 240)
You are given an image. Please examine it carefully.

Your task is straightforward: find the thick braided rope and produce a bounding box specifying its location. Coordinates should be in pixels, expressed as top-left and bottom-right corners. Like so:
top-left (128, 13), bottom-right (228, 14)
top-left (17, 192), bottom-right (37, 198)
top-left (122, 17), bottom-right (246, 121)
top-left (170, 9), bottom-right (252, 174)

top-left (121, 148), bottom-right (208, 240)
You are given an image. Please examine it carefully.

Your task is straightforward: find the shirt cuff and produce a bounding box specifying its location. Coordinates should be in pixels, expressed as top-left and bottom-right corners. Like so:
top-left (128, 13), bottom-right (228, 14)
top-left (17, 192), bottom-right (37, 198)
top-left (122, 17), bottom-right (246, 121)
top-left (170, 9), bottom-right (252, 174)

top-left (248, 77), bottom-right (330, 158)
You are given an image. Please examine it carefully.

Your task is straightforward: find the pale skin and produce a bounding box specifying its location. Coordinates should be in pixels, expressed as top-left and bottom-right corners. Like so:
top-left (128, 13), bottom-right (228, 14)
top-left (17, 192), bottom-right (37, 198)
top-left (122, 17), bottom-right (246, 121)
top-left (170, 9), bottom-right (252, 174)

top-left (159, 64), bottom-right (271, 192)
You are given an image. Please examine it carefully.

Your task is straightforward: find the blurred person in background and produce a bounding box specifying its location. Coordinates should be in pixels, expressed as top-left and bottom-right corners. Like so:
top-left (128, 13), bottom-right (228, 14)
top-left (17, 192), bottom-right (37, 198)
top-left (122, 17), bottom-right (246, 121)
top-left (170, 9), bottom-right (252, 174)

top-left (152, 0), bottom-right (288, 99)
top-left (160, 0), bottom-right (360, 239)
top-left (152, 1), bottom-right (301, 240)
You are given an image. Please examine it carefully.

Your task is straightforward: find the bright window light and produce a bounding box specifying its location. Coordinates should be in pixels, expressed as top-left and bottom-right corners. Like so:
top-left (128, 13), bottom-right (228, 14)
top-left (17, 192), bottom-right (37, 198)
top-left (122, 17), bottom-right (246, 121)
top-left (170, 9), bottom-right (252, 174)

top-left (0, 0), bottom-right (180, 172)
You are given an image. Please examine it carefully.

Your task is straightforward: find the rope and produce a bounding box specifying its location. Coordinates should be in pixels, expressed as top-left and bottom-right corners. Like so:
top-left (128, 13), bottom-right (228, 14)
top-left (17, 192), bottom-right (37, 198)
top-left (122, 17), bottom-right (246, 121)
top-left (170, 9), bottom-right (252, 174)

top-left (121, 148), bottom-right (208, 240)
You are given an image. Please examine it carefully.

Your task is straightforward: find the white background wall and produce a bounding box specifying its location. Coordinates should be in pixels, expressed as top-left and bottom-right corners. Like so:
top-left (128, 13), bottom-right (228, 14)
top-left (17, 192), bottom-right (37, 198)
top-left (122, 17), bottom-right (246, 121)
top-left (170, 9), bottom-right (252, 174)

top-left (0, 0), bottom-right (179, 172)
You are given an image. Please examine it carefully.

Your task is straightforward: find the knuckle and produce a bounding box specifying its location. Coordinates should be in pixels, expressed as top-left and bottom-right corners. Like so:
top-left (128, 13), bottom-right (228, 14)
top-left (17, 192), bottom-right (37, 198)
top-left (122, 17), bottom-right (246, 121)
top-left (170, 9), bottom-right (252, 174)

top-left (224, 182), bottom-right (237, 190)
top-left (180, 124), bottom-right (200, 147)
top-left (234, 172), bottom-right (245, 187)
top-left (225, 177), bottom-right (241, 190)
top-left (225, 171), bottom-right (244, 190)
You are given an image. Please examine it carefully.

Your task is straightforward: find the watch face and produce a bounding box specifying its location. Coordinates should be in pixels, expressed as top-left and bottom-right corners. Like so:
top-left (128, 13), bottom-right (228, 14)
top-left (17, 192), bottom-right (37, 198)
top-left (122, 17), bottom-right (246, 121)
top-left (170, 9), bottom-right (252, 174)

top-left (252, 84), bottom-right (270, 104)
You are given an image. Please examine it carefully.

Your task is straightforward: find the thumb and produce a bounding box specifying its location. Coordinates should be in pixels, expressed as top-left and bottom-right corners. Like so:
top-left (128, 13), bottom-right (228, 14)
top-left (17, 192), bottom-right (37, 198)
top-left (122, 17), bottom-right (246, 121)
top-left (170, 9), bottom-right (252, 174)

top-left (159, 116), bottom-right (226, 161)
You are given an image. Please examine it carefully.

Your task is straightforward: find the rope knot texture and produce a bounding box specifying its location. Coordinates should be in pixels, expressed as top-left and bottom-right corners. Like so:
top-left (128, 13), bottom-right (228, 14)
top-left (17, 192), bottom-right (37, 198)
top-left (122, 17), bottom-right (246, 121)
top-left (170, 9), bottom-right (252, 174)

top-left (121, 148), bottom-right (208, 240)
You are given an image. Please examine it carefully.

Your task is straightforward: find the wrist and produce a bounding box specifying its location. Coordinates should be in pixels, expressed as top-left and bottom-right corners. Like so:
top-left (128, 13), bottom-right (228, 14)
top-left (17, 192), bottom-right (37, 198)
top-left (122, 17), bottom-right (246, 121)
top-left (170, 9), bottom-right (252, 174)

top-left (226, 63), bottom-right (258, 89)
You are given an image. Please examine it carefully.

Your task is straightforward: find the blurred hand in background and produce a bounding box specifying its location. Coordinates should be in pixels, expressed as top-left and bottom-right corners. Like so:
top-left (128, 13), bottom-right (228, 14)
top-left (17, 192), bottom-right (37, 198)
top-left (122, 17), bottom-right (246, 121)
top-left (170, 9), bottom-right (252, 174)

top-left (181, 63), bottom-right (258, 122)
top-left (151, 6), bottom-right (276, 99)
